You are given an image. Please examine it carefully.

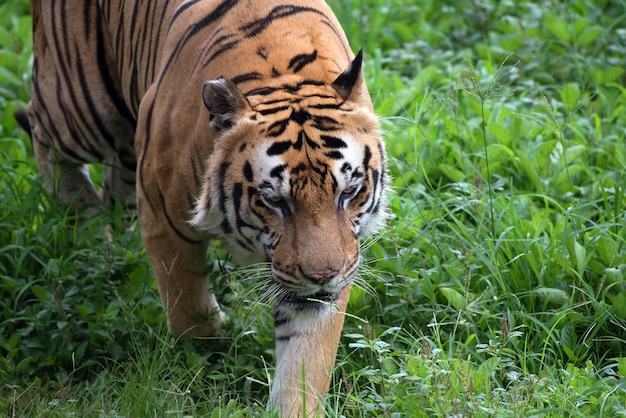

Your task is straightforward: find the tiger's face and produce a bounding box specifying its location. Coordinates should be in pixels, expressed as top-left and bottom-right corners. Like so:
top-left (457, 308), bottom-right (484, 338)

top-left (191, 62), bottom-right (386, 316)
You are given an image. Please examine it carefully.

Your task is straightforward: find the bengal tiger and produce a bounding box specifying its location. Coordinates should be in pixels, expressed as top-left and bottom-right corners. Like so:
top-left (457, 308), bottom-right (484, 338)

top-left (19, 0), bottom-right (387, 415)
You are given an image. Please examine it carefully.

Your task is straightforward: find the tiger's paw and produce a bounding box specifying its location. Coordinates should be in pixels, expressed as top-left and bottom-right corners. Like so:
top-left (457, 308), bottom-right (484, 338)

top-left (167, 297), bottom-right (226, 339)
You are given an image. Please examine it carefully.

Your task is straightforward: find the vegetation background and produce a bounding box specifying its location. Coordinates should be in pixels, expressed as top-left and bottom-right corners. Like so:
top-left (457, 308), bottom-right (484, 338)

top-left (1, 0), bottom-right (626, 416)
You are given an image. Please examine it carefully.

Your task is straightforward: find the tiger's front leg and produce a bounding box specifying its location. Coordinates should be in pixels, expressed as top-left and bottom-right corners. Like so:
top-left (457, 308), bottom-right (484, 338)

top-left (140, 218), bottom-right (225, 338)
top-left (269, 284), bottom-right (352, 417)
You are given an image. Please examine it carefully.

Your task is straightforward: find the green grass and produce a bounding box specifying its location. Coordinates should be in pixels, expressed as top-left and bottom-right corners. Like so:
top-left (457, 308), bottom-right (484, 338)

top-left (2, 0), bottom-right (626, 416)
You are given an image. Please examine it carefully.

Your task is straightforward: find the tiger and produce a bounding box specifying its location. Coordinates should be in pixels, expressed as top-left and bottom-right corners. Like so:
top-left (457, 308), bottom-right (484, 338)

top-left (19, 0), bottom-right (387, 416)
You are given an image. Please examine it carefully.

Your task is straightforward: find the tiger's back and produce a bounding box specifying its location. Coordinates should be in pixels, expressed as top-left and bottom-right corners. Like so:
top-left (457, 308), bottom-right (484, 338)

top-left (26, 1), bottom-right (387, 416)
top-left (27, 0), bottom-right (178, 208)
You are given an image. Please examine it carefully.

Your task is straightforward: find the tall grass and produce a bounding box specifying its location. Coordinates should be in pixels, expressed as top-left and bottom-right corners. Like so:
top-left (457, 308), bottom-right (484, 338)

top-left (1, 0), bottom-right (625, 416)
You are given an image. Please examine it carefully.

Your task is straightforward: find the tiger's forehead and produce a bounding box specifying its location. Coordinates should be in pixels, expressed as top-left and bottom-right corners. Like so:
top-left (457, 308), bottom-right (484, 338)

top-left (240, 78), bottom-right (378, 202)
top-left (245, 78), bottom-right (342, 109)
top-left (251, 122), bottom-right (366, 202)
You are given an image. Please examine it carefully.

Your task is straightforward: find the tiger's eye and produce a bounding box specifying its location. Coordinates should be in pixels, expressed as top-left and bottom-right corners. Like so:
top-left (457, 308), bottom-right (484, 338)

top-left (342, 186), bottom-right (356, 195)
top-left (267, 196), bottom-right (283, 203)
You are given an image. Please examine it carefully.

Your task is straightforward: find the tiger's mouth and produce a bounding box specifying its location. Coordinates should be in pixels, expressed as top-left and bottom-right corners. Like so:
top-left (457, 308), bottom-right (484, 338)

top-left (271, 267), bottom-right (355, 311)
top-left (280, 290), bottom-right (335, 305)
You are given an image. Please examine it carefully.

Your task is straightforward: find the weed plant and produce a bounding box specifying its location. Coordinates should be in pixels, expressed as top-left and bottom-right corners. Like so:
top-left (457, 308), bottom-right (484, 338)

top-left (1, 0), bottom-right (625, 416)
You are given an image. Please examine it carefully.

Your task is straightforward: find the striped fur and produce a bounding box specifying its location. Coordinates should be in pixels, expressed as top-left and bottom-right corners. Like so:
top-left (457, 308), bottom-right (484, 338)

top-left (23, 1), bottom-right (387, 415)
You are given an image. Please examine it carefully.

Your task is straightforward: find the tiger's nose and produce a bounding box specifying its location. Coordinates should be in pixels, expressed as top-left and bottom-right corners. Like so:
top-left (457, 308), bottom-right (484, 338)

top-left (306, 269), bottom-right (339, 284)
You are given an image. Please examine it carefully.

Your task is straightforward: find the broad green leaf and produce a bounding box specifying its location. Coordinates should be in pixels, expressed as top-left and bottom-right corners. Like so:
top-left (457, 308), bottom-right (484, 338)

top-left (611, 292), bottom-right (626, 319)
top-left (488, 122), bottom-right (513, 145)
top-left (560, 82), bottom-right (581, 109)
top-left (575, 25), bottom-right (604, 47)
top-left (573, 240), bottom-right (587, 276)
top-left (562, 344), bottom-right (581, 362)
top-left (563, 144), bottom-right (587, 164)
top-left (477, 356), bottom-right (500, 375)
top-left (31, 284), bottom-right (48, 302)
top-left (561, 321), bottom-right (576, 349)
top-left (516, 152), bottom-right (543, 192)
top-left (572, 18), bottom-right (589, 36)
top-left (437, 164), bottom-right (465, 182)
top-left (545, 14), bottom-right (570, 43)
top-left (594, 67), bottom-right (624, 85)
top-left (16, 356), bottom-right (33, 373)
top-left (597, 236), bottom-right (617, 265)
top-left (439, 287), bottom-right (465, 310)
top-left (4, 332), bottom-right (21, 350)
top-left (530, 287), bottom-right (569, 305)
top-left (605, 268), bottom-right (623, 285)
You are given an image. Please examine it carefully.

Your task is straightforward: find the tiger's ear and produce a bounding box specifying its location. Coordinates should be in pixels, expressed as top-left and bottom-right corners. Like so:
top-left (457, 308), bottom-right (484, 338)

top-left (202, 78), bottom-right (250, 132)
top-left (331, 49), bottom-right (364, 102)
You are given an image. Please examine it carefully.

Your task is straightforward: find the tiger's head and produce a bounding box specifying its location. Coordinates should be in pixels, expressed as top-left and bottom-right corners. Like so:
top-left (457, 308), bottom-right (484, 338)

top-left (190, 52), bottom-right (387, 315)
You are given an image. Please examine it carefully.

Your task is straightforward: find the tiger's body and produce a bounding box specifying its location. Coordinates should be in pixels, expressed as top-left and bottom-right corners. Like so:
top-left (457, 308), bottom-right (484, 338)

top-left (24, 0), bottom-right (387, 415)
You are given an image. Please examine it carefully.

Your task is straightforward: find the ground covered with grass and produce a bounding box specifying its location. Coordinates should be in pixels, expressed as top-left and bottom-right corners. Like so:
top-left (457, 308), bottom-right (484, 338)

top-left (1, 0), bottom-right (626, 416)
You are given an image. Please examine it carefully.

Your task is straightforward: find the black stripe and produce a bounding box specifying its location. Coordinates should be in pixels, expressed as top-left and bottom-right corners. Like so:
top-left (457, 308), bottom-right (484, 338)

top-left (247, 80), bottom-right (325, 97)
top-left (365, 169), bottom-right (380, 215)
top-left (169, 0), bottom-right (204, 29)
top-left (75, 52), bottom-right (118, 151)
top-left (82, 2), bottom-right (91, 40)
top-left (351, 170), bottom-right (364, 179)
top-left (378, 142), bottom-right (387, 166)
top-left (159, 0), bottom-right (238, 93)
top-left (320, 135), bottom-right (347, 149)
top-left (95, 9), bottom-right (136, 126)
top-left (363, 145), bottom-right (372, 168)
top-left (270, 164), bottom-right (287, 178)
top-left (257, 46), bottom-right (269, 60)
top-left (246, 86), bottom-right (279, 97)
top-left (267, 140), bottom-right (291, 156)
top-left (291, 163), bottom-right (306, 174)
top-left (290, 109), bottom-right (309, 125)
top-left (243, 161), bottom-right (254, 182)
top-left (149, 3), bottom-right (170, 88)
top-left (217, 162), bottom-right (233, 234)
top-left (320, 19), bottom-right (352, 60)
top-left (232, 72), bottom-right (263, 85)
top-left (31, 72), bottom-right (84, 162)
top-left (259, 105), bottom-right (290, 116)
top-left (55, 72), bottom-right (103, 160)
top-left (248, 187), bottom-right (268, 225)
top-left (205, 37), bottom-right (240, 65)
top-left (240, 5), bottom-right (327, 38)
top-left (325, 151), bottom-right (344, 160)
top-left (303, 131), bottom-right (319, 149)
top-left (50, 5), bottom-right (102, 158)
top-left (309, 103), bottom-right (342, 110)
top-left (137, 99), bottom-right (157, 215)
top-left (158, 185), bottom-right (201, 244)
top-left (284, 79), bottom-right (325, 92)
top-left (312, 116), bottom-right (340, 131)
top-left (288, 50), bottom-right (317, 73)
top-left (254, 98), bottom-right (292, 107)
top-left (266, 120), bottom-right (289, 137)
top-left (232, 182), bottom-right (257, 249)
top-left (127, 1), bottom-right (140, 110)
